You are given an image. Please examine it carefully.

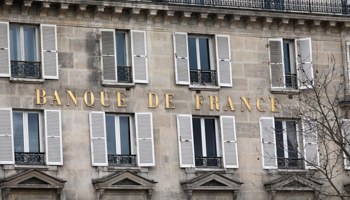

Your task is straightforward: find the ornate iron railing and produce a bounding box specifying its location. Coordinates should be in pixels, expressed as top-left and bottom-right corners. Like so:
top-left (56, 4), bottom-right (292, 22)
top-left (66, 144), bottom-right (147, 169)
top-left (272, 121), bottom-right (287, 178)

top-left (285, 73), bottom-right (297, 89)
top-left (195, 157), bottom-right (222, 167)
top-left (15, 152), bottom-right (45, 165)
top-left (190, 69), bottom-right (216, 86)
top-left (152, 0), bottom-right (350, 15)
top-left (11, 61), bottom-right (41, 79)
top-left (117, 66), bottom-right (132, 83)
top-left (278, 158), bottom-right (304, 169)
top-left (108, 154), bottom-right (137, 166)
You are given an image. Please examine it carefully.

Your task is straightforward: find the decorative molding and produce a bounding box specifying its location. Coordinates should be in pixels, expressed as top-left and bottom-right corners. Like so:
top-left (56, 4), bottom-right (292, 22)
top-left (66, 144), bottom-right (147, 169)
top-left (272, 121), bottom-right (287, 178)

top-left (76, 4), bottom-right (87, 19)
top-left (39, 2), bottom-right (50, 17)
top-left (164, 10), bottom-right (175, 25)
top-left (1, 0), bottom-right (13, 15)
top-left (181, 11), bottom-right (192, 25)
top-left (94, 5), bottom-right (105, 20)
top-left (294, 19), bottom-right (305, 33)
top-left (129, 8), bottom-right (141, 22)
top-left (263, 17), bottom-right (273, 31)
top-left (58, 3), bottom-right (69, 18)
top-left (213, 14), bottom-right (225, 28)
top-left (310, 20), bottom-right (321, 33)
top-left (20, 0), bottom-right (32, 15)
top-left (197, 13), bottom-right (208, 27)
top-left (230, 15), bottom-right (241, 28)
top-left (326, 21), bottom-right (337, 34)
top-left (278, 18), bottom-right (289, 32)
top-left (147, 9), bottom-right (158, 24)
top-left (246, 16), bottom-right (257, 30)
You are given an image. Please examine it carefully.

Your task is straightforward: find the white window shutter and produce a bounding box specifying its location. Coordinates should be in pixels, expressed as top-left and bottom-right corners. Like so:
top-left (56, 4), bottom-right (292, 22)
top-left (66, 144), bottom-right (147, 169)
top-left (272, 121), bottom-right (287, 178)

top-left (259, 117), bottom-right (277, 169)
top-left (0, 22), bottom-right (10, 77)
top-left (302, 119), bottom-right (319, 169)
top-left (220, 116), bottom-right (238, 168)
top-left (131, 30), bottom-right (148, 83)
top-left (0, 108), bottom-right (14, 164)
top-left (176, 114), bottom-right (195, 168)
top-left (173, 32), bottom-right (190, 85)
top-left (342, 119), bottom-right (350, 170)
top-left (295, 38), bottom-right (313, 89)
top-left (89, 111), bottom-right (108, 166)
top-left (135, 112), bottom-right (155, 166)
top-left (41, 24), bottom-right (58, 79)
top-left (347, 42), bottom-right (350, 87)
top-left (216, 35), bottom-right (232, 87)
top-left (268, 38), bottom-right (285, 89)
top-left (101, 29), bottom-right (117, 81)
top-left (44, 110), bottom-right (63, 165)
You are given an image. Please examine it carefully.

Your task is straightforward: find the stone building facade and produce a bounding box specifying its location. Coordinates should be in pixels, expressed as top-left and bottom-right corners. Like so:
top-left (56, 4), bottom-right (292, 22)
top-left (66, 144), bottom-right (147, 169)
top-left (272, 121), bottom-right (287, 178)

top-left (0, 0), bottom-right (350, 199)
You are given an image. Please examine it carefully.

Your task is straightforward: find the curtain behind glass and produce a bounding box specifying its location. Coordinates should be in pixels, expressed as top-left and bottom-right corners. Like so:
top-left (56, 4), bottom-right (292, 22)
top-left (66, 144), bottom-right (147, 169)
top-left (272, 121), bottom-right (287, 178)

top-left (13, 112), bottom-right (24, 152)
top-left (10, 26), bottom-right (21, 61)
top-left (23, 27), bottom-right (37, 62)
top-left (28, 113), bottom-right (40, 152)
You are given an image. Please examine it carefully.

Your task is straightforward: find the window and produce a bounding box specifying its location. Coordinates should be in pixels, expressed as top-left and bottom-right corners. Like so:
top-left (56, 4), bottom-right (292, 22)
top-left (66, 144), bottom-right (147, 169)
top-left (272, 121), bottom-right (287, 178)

top-left (173, 33), bottom-right (232, 88)
top-left (268, 38), bottom-right (313, 91)
top-left (177, 115), bottom-right (238, 169)
top-left (0, 109), bottom-right (63, 166)
top-left (105, 114), bottom-right (135, 166)
top-left (89, 112), bottom-right (155, 167)
top-left (100, 29), bottom-right (148, 86)
top-left (0, 22), bottom-right (58, 80)
top-left (259, 117), bottom-right (319, 170)
top-left (264, 0), bottom-right (284, 10)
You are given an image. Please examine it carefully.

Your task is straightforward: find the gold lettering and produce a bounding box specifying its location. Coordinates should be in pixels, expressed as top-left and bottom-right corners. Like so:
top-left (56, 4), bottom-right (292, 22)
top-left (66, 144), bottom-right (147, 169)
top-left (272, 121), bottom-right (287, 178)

top-left (117, 92), bottom-right (127, 107)
top-left (36, 89), bottom-right (46, 105)
top-left (51, 90), bottom-right (62, 106)
top-left (270, 98), bottom-right (280, 112)
top-left (84, 91), bottom-right (94, 107)
top-left (257, 98), bottom-right (266, 112)
top-left (165, 94), bottom-right (175, 109)
top-left (209, 95), bottom-right (219, 111)
top-left (195, 95), bottom-right (205, 110)
top-left (225, 96), bottom-right (235, 111)
top-left (148, 93), bottom-right (159, 108)
top-left (100, 92), bottom-right (111, 107)
top-left (66, 90), bottom-right (77, 106)
top-left (240, 97), bottom-right (251, 112)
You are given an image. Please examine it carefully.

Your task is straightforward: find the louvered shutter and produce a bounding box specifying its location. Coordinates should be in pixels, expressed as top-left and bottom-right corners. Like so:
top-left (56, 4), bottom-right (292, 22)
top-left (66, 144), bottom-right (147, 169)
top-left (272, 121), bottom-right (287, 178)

top-left (173, 32), bottom-right (190, 85)
top-left (259, 117), bottom-right (277, 169)
top-left (0, 108), bottom-right (14, 164)
top-left (135, 112), bottom-right (155, 166)
top-left (101, 29), bottom-right (117, 81)
top-left (342, 119), bottom-right (350, 170)
top-left (347, 42), bottom-right (350, 86)
top-left (131, 30), bottom-right (148, 83)
top-left (302, 119), bottom-right (319, 169)
top-left (0, 22), bottom-right (10, 77)
top-left (44, 110), bottom-right (63, 165)
top-left (177, 114), bottom-right (195, 168)
top-left (89, 111), bottom-right (108, 166)
top-left (220, 116), bottom-right (238, 168)
top-left (268, 38), bottom-right (285, 89)
top-left (295, 38), bottom-right (313, 89)
top-left (216, 35), bottom-right (232, 87)
top-left (41, 24), bottom-right (58, 79)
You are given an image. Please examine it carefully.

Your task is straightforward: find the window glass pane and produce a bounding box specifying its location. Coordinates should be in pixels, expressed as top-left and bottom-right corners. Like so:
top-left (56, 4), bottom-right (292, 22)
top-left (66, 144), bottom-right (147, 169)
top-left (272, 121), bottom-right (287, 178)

top-left (116, 32), bottom-right (127, 66)
top-left (23, 27), bottom-right (37, 62)
top-left (204, 119), bottom-right (217, 157)
top-left (10, 26), bottom-right (21, 61)
top-left (275, 120), bottom-right (284, 159)
top-left (188, 37), bottom-right (198, 70)
top-left (286, 121), bottom-right (298, 159)
top-left (198, 38), bottom-right (210, 70)
top-left (192, 118), bottom-right (202, 157)
top-left (28, 113), bottom-right (40, 152)
top-left (119, 116), bottom-right (131, 155)
top-left (106, 116), bottom-right (116, 155)
top-left (13, 112), bottom-right (24, 152)
top-left (283, 43), bottom-right (290, 74)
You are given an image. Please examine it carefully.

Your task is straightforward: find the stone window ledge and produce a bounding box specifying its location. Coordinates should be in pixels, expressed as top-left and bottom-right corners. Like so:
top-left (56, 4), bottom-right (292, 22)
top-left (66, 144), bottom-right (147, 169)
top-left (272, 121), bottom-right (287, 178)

top-left (102, 81), bottom-right (135, 88)
top-left (97, 166), bottom-right (149, 173)
top-left (267, 169), bottom-right (315, 176)
top-left (270, 88), bottom-right (299, 94)
top-left (10, 77), bottom-right (45, 84)
top-left (189, 85), bottom-right (220, 91)
top-left (2, 164), bottom-right (57, 171)
top-left (185, 167), bottom-right (235, 174)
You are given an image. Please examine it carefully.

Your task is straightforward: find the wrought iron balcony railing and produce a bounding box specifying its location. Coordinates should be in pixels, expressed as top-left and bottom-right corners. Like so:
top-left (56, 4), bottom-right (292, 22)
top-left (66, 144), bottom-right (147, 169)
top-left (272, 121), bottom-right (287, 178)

top-left (190, 69), bottom-right (216, 86)
top-left (152, 0), bottom-right (350, 16)
top-left (195, 157), bottom-right (222, 167)
top-left (278, 158), bottom-right (304, 169)
top-left (11, 60), bottom-right (41, 79)
top-left (117, 66), bottom-right (132, 83)
top-left (285, 73), bottom-right (297, 89)
top-left (15, 152), bottom-right (45, 165)
top-left (108, 154), bottom-right (137, 166)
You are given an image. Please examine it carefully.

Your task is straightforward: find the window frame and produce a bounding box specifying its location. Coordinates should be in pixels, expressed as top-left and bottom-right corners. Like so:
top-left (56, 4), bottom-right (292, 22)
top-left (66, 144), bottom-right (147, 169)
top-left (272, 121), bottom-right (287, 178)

top-left (115, 30), bottom-right (130, 68)
top-left (105, 114), bottom-right (134, 155)
top-left (13, 110), bottom-right (43, 153)
top-left (283, 39), bottom-right (296, 76)
top-left (188, 35), bottom-right (215, 71)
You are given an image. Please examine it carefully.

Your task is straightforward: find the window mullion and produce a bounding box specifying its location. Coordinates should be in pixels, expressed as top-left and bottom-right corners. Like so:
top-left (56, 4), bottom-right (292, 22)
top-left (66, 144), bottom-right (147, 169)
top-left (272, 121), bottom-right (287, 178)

top-left (115, 116), bottom-right (121, 155)
top-left (20, 26), bottom-right (25, 61)
top-left (23, 112), bottom-right (29, 152)
top-left (283, 121), bottom-right (288, 159)
top-left (201, 118), bottom-right (207, 157)
top-left (196, 38), bottom-right (201, 70)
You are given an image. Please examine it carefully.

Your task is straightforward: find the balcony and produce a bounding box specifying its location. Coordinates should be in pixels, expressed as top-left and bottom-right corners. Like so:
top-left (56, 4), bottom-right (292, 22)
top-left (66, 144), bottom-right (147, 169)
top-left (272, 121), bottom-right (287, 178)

top-left (117, 66), bottom-right (132, 83)
top-left (15, 152), bottom-right (45, 165)
top-left (195, 157), bottom-right (222, 168)
top-left (285, 73), bottom-right (297, 89)
top-left (152, 0), bottom-right (350, 16)
top-left (108, 154), bottom-right (137, 166)
top-left (11, 61), bottom-right (41, 79)
top-left (278, 158), bottom-right (304, 169)
top-left (190, 69), bottom-right (216, 86)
